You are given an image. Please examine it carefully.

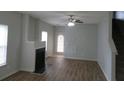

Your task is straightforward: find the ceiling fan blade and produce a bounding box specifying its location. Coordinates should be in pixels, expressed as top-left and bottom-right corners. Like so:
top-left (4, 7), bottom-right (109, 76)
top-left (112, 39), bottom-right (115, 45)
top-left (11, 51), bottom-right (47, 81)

top-left (67, 15), bottom-right (84, 24)
top-left (72, 19), bottom-right (76, 22)
top-left (75, 20), bottom-right (83, 23)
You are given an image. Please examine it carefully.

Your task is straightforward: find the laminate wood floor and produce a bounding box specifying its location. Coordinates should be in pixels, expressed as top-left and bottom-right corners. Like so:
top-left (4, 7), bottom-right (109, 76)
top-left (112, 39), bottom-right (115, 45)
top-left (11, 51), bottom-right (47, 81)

top-left (3, 57), bottom-right (106, 81)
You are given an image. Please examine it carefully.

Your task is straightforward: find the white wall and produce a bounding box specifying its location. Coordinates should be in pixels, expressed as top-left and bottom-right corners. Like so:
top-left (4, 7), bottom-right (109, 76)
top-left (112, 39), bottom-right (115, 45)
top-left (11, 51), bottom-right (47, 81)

top-left (20, 15), bottom-right (35, 72)
top-left (39, 21), bottom-right (54, 57)
top-left (55, 24), bottom-right (97, 61)
top-left (97, 12), bottom-right (116, 80)
top-left (28, 16), bottom-right (36, 41)
top-left (0, 12), bottom-right (22, 79)
top-left (20, 15), bottom-right (55, 72)
top-left (34, 20), bottom-right (46, 49)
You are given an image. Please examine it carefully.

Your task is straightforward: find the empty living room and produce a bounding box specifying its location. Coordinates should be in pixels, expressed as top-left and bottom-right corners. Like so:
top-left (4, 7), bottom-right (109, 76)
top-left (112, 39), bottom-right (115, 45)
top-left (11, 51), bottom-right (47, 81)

top-left (1, 0), bottom-right (124, 93)
top-left (0, 11), bottom-right (118, 81)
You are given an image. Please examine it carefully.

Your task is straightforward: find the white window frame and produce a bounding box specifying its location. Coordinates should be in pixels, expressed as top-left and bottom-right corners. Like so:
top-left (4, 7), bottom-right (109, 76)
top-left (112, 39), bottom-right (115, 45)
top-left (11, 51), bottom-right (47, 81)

top-left (41, 31), bottom-right (48, 51)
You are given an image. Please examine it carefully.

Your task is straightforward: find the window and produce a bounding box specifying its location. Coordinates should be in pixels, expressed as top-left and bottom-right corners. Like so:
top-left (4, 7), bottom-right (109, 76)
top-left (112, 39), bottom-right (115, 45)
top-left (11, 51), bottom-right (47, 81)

top-left (41, 31), bottom-right (48, 51)
top-left (0, 25), bottom-right (8, 66)
top-left (57, 35), bottom-right (64, 52)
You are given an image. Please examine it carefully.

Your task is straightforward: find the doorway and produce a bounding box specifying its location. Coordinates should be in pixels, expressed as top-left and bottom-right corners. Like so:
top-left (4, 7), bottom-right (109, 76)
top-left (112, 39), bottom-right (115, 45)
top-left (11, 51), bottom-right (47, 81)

top-left (56, 34), bottom-right (64, 56)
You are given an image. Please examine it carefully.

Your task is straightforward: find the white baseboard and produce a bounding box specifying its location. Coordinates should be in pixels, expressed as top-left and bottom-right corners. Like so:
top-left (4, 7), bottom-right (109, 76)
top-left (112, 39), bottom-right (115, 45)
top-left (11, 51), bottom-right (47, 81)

top-left (20, 67), bottom-right (34, 72)
top-left (0, 70), bottom-right (19, 80)
top-left (64, 57), bottom-right (97, 62)
top-left (97, 62), bottom-right (109, 81)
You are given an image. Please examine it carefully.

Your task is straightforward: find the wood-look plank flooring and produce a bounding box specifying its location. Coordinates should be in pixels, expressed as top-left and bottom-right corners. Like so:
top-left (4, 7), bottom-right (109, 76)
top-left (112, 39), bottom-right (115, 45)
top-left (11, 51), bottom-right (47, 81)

top-left (3, 57), bottom-right (106, 81)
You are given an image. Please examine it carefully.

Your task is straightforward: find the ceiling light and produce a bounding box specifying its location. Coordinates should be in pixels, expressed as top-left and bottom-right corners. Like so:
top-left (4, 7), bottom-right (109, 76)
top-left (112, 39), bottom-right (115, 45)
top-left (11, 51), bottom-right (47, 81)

top-left (67, 22), bottom-right (75, 27)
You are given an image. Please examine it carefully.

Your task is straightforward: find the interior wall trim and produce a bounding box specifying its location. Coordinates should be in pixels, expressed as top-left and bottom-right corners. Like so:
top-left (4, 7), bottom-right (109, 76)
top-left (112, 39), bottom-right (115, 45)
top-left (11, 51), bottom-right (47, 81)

top-left (64, 57), bottom-right (97, 62)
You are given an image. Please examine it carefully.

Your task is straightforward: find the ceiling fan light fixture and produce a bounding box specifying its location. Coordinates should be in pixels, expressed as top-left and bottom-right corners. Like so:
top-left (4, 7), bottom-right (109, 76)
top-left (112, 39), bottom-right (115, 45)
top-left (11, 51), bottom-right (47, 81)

top-left (67, 22), bottom-right (75, 27)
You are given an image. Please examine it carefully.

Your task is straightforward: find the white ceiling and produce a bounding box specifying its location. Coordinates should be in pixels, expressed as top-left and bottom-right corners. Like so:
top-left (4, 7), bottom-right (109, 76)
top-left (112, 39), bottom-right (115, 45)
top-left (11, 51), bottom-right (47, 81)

top-left (22, 11), bottom-right (107, 26)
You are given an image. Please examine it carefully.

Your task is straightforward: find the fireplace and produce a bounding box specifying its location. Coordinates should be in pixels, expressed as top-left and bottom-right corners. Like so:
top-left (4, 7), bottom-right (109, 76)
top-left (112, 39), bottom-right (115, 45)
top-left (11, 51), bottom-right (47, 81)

top-left (34, 47), bottom-right (45, 73)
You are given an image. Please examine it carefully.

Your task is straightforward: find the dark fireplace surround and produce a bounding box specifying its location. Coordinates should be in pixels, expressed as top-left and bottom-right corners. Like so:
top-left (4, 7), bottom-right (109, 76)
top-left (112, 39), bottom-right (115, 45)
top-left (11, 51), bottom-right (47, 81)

top-left (34, 47), bottom-right (45, 73)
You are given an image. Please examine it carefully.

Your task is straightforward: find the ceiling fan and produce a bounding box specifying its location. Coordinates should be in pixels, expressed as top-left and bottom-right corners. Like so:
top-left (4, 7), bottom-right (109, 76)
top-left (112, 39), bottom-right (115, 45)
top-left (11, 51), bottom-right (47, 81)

top-left (67, 15), bottom-right (83, 27)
